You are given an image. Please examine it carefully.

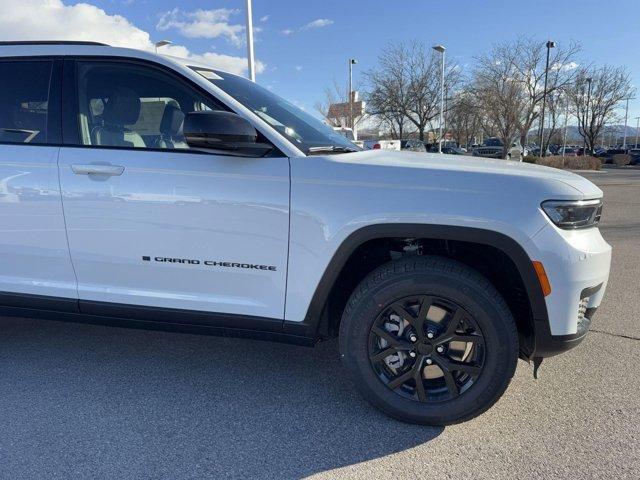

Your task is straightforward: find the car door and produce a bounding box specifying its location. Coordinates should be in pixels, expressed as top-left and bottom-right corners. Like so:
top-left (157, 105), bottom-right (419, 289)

top-left (57, 59), bottom-right (290, 322)
top-left (0, 58), bottom-right (78, 304)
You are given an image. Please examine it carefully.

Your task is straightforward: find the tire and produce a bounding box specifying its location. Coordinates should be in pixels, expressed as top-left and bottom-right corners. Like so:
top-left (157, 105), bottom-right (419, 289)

top-left (339, 256), bottom-right (519, 425)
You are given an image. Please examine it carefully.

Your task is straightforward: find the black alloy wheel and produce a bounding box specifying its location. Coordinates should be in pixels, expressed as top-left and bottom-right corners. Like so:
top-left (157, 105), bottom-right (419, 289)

top-left (339, 256), bottom-right (519, 425)
top-left (369, 295), bottom-right (485, 403)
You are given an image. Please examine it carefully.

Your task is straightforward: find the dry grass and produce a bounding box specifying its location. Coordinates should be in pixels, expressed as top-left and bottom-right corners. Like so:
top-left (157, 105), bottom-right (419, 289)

top-left (612, 154), bottom-right (632, 166)
top-left (523, 155), bottom-right (601, 170)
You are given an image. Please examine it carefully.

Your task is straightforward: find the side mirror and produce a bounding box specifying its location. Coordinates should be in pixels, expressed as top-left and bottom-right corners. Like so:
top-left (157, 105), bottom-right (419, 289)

top-left (183, 110), bottom-right (272, 157)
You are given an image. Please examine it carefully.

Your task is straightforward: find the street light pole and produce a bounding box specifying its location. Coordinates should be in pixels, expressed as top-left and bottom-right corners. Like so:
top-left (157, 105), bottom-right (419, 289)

top-left (622, 97), bottom-right (635, 149)
top-left (245, 0), bottom-right (256, 81)
top-left (562, 91), bottom-right (569, 157)
top-left (154, 40), bottom-right (172, 53)
top-left (538, 40), bottom-right (555, 157)
top-left (348, 59), bottom-right (357, 130)
top-left (433, 45), bottom-right (446, 153)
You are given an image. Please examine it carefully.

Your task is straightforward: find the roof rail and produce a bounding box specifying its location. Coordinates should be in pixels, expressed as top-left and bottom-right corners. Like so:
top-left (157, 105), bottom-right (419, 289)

top-left (0, 41), bottom-right (108, 46)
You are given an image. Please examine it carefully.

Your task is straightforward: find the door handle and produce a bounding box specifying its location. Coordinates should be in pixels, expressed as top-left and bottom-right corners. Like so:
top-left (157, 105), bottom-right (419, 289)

top-left (71, 164), bottom-right (125, 176)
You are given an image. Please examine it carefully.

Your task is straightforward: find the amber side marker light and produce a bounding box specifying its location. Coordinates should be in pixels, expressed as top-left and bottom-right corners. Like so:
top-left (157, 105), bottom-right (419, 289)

top-left (533, 261), bottom-right (552, 297)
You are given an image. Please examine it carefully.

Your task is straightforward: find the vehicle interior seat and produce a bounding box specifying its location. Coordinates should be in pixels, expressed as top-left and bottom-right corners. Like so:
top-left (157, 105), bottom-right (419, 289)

top-left (91, 86), bottom-right (145, 148)
top-left (155, 104), bottom-right (187, 149)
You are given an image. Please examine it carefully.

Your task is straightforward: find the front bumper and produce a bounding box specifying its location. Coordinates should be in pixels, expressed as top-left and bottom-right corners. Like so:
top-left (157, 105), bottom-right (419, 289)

top-left (528, 222), bottom-right (612, 357)
top-left (532, 288), bottom-right (601, 357)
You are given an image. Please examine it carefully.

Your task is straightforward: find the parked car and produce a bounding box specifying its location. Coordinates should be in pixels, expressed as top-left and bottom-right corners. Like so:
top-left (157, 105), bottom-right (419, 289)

top-left (596, 148), bottom-right (626, 163)
top-left (473, 138), bottom-right (525, 160)
top-left (363, 139), bottom-right (401, 151)
top-left (557, 147), bottom-right (578, 157)
top-left (0, 41), bottom-right (612, 426)
top-left (593, 148), bottom-right (607, 157)
top-left (628, 148), bottom-right (640, 165)
top-left (400, 139), bottom-right (427, 152)
top-left (529, 146), bottom-right (552, 157)
top-left (430, 145), bottom-right (466, 155)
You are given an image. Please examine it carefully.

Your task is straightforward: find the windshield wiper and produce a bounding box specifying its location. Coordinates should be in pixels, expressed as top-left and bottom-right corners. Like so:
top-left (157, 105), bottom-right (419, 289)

top-left (307, 145), bottom-right (359, 155)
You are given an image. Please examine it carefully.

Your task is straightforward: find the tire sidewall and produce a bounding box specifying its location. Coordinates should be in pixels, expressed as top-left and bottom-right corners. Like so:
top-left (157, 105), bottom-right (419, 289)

top-left (340, 262), bottom-right (518, 425)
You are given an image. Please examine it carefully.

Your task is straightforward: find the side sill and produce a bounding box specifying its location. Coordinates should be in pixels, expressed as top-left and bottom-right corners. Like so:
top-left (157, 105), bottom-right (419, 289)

top-left (0, 305), bottom-right (316, 346)
top-left (0, 292), bottom-right (317, 347)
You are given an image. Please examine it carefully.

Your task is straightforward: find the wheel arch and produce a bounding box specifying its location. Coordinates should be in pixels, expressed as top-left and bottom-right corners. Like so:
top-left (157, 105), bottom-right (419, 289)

top-left (284, 224), bottom-right (549, 359)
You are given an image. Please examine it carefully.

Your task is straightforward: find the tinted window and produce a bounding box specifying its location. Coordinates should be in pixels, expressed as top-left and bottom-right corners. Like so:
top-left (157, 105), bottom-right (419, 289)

top-left (192, 67), bottom-right (359, 154)
top-left (76, 61), bottom-right (221, 150)
top-left (0, 61), bottom-right (53, 144)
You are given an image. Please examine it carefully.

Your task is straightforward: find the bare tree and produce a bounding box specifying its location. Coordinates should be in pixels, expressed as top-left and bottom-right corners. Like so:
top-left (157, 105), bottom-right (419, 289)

top-left (472, 51), bottom-right (527, 158)
top-left (404, 42), bottom-right (462, 141)
top-left (364, 42), bottom-right (412, 139)
top-left (364, 41), bottom-right (460, 141)
top-left (541, 90), bottom-right (565, 151)
top-left (447, 89), bottom-right (482, 147)
top-left (505, 38), bottom-right (581, 149)
top-left (566, 66), bottom-right (634, 152)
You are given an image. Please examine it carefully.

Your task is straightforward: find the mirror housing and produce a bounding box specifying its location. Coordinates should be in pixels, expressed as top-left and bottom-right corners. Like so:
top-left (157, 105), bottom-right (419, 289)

top-left (183, 110), bottom-right (272, 157)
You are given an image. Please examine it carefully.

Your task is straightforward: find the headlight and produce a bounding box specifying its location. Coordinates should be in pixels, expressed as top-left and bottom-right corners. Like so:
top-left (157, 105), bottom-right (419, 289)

top-left (541, 199), bottom-right (603, 229)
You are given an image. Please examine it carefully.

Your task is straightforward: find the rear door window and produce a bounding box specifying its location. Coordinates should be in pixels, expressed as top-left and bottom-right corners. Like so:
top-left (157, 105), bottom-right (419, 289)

top-left (0, 61), bottom-right (53, 144)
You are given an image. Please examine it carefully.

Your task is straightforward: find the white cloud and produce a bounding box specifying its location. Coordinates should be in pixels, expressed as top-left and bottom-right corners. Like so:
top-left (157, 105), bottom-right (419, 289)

top-left (0, 0), bottom-right (263, 75)
top-left (259, 15), bottom-right (270, 22)
top-left (302, 18), bottom-right (334, 30)
top-left (551, 61), bottom-right (580, 72)
top-left (294, 65), bottom-right (303, 71)
top-left (280, 18), bottom-right (334, 36)
top-left (157, 8), bottom-right (244, 48)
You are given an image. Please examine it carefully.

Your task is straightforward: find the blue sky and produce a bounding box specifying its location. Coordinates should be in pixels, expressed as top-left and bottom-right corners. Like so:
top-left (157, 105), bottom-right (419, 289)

top-left (6, 0), bottom-right (640, 121)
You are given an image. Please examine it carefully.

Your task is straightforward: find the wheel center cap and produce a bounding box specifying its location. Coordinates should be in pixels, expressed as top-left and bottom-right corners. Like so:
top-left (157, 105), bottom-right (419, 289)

top-left (418, 342), bottom-right (434, 354)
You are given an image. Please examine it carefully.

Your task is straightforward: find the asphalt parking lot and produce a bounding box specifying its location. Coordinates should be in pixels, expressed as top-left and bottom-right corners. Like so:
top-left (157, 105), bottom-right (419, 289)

top-left (1, 168), bottom-right (638, 480)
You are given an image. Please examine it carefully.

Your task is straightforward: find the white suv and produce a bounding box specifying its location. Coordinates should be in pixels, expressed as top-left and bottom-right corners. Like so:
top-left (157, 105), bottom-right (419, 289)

top-left (0, 42), bottom-right (611, 425)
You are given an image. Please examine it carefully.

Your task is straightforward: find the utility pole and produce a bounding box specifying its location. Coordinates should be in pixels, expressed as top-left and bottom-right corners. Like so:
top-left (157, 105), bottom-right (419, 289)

top-left (538, 41), bottom-right (555, 157)
top-left (245, 0), bottom-right (256, 81)
top-left (348, 59), bottom-right (357, 130)
top-left (635, 116), bottom-right (640, 148)
top-left (433, 45), bottom-right (446, 153)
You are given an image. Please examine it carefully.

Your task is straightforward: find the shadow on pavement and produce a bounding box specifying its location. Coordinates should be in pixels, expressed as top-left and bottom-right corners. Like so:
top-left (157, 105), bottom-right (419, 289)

top-left (0, 317), bottom-right (442, 479)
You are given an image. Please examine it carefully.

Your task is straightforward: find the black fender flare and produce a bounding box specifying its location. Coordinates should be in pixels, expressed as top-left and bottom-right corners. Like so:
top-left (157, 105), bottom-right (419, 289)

top-left (283, 224), bottom-right (549, 352)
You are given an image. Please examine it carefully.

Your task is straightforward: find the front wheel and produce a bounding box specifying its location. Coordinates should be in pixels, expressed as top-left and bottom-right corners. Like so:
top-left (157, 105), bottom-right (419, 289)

top-left (339, 256), bottom-right (519, 425)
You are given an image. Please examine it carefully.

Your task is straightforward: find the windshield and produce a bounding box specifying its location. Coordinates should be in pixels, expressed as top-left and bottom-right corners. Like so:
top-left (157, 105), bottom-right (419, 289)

top-left (191, 67), bottom-right (359, 154)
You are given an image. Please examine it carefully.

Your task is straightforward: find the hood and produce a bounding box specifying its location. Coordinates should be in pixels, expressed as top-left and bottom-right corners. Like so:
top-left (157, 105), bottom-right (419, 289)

top-left (334, 150), bottom-right (602, 199)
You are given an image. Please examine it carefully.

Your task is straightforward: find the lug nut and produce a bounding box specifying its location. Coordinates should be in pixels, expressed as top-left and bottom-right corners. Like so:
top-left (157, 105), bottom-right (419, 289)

top-left (427, 332), bottom-right (434, 339)
top-left (436, 346), bottom-right (445, 353)
top-left (426, 358), bottom-right (433, 365)
top-left (409, 334), bottom-right (418, 342)
top-left (409, 351), bottom-right (416, 358)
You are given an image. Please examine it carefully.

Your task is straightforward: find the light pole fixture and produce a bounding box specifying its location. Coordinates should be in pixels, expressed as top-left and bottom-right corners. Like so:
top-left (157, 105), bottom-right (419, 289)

top-left (245, 0), bottom-right (256, 81)
top-left (154, 40), bottom-right (172, 53)
top-left (348, 58), bottom-right (357, 130)
top-left (538, 40), bottom-right (555, 157)
top-left (433, 45), bottom-right (446, 153)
